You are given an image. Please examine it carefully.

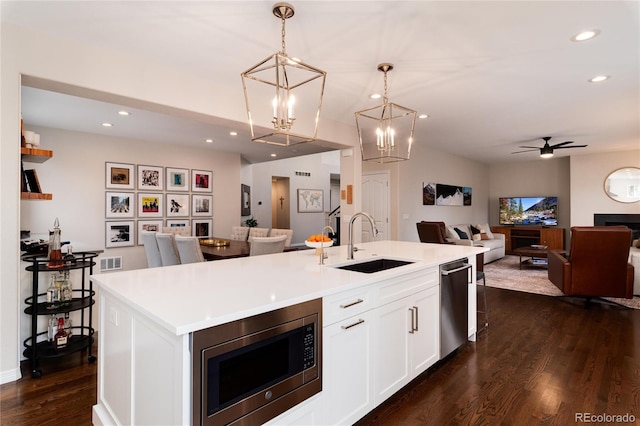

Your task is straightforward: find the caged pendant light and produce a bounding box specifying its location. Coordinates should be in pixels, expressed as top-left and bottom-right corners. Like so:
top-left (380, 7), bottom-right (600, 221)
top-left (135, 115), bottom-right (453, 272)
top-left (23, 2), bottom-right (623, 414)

top-left (355, 63), bottom-right (417, 163)
top-left (241, 2), bottom-right (327, 147)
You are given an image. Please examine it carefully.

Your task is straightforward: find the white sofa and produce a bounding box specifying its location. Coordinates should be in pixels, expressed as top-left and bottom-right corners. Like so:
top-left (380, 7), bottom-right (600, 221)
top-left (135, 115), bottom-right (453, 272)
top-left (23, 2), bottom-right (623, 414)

top-left (445, 223), bottom-right (506, 264)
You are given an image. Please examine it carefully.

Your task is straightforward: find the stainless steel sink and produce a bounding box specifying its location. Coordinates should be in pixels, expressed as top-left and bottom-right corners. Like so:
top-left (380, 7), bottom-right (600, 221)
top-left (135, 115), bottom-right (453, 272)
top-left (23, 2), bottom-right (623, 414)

top-left (333, 258), bottom-right (415, 274)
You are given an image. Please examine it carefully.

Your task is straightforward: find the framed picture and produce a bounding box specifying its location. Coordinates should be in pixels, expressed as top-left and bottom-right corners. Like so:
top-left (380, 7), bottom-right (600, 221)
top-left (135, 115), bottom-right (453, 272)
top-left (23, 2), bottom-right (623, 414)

top-left (138, 165), bottom-right (163, 191)
top-left (436, 183), bottom-right (463, 206)
top-left (241, 184), bottom-right (251, 216)
top-left (166, 167), bottom-right (189, 192)
top-left (166, 219), bottom-right (189, 228)
top-left (137, 220), bottom-right (163, 245)
top-left (138, 193), bottom-right (163, 217)
top-left (297, 189), bottom-right (324, 213)
top-left (105, 221), bottom-right (134, 248)
top-left (192, 194), bottom-right (213, 217)
top-left (105, 162), bottom-right (134, 189)
top-left (192, 169), bottom-right (213, 192)
top-left (192, 219), bottom-right (212, 237)
top-left (106, 191), bottom-right (134, 218)
top-left (166, 193), bottom-right (190, 217)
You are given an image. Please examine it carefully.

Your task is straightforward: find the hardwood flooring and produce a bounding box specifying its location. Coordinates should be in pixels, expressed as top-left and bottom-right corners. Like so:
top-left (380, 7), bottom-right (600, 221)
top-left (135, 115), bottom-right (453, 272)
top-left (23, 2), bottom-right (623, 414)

top-left (1, 287), bottom-right (638, 426)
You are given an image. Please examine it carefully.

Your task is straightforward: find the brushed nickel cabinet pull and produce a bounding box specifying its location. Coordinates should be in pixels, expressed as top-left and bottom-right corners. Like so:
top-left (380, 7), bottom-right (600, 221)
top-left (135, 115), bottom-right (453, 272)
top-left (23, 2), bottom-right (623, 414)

top-left (341, 319), bottom-right (365, 330)
top-left (340, 299), bottom-right (364, 309)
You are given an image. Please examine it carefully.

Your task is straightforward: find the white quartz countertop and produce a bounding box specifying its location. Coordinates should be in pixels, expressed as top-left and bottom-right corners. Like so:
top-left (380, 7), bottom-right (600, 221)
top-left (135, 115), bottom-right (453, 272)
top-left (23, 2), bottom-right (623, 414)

top-left (91, 240), bottom-right (487, 335)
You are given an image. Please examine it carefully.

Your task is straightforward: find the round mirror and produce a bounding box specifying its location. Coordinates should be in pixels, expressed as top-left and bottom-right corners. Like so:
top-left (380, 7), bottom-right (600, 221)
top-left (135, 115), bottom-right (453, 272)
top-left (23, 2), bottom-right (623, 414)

top-left (604, 167), bottom-right (640, 203)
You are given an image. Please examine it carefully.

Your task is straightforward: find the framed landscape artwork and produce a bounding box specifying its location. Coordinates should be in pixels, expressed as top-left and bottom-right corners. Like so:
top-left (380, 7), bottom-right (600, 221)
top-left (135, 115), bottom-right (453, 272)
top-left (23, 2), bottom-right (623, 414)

top-left (297, 189), bottom-right (323, 213)
top-left (105, 221), bottom-right (134, 248)
top-left (138, 165), bottom-right (163, 191)
top-left (192, 169), bottom-right (212, 192)
top-left (166, 167), bottom-right (189, 191)
top-left (105, 162), bottom-right (134, 190)
top-left (105, 191), bottom-right (134, 218)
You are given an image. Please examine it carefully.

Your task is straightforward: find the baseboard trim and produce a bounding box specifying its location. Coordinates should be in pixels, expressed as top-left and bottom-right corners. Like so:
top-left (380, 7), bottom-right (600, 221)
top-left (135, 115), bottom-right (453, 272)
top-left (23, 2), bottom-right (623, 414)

top-left (0, 367), bottom-right (22, 385)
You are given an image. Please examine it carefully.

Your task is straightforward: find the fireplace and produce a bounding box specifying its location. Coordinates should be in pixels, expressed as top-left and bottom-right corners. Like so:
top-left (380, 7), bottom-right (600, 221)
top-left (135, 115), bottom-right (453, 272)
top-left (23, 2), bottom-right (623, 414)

top-left (594, 214), bottom-right (640, 241)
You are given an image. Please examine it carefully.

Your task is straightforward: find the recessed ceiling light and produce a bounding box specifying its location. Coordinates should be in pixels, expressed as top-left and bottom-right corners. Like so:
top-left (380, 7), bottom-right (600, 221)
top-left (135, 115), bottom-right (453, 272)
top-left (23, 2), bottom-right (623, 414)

top-left (102, 122), bottom-right (113, 127)
top-left (588, 75), bottom-right (610, 83)
top-left (205, 139), bottom-right (214, 143)
top-left (370, 93), bottom-right (381, 99)
top-left (418, 114), bottom-right (429, 119)
top-left (571, 29), bottom-right (600, 42)
top-left (118, 110), bottom-right (130, 116)
top-left (229, 131), bottom-right (238, 136)
top-left (270, 153), bottom-right (277, 157)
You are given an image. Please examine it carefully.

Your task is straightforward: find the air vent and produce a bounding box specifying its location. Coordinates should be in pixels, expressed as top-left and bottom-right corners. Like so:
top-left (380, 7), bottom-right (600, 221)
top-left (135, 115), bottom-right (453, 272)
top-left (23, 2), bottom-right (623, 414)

top-left (295, 171), bottom-right (311, 177)
top-left (100, 256), bottom-right (122, 271)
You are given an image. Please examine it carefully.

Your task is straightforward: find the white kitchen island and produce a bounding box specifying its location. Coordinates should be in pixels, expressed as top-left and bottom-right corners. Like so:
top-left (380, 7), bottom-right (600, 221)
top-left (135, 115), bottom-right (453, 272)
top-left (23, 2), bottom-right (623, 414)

top-left (91, 240), bottom-right (487, 426)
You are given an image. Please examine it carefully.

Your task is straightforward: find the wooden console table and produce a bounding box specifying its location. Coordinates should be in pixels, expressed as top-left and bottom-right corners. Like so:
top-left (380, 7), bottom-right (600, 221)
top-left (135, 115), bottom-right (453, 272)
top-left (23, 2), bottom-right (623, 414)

top-left (491, 226), bottom-right (564, 254)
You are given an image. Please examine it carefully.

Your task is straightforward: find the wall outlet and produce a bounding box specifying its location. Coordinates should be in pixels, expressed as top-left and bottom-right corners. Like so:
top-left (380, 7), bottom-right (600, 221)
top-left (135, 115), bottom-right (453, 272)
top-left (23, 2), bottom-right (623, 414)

top-left (100, 256), bottom-right (122, 271)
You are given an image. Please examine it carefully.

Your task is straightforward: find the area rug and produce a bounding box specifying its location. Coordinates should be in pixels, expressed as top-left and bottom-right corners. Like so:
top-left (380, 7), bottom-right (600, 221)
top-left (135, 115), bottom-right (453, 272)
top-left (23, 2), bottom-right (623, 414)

top-left (483, 255), bottom-right (640, 310)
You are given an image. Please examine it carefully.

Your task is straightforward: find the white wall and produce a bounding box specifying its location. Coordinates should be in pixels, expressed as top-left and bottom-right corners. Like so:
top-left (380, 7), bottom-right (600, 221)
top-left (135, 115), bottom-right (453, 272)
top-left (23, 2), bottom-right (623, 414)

top-left (396, 142), bottom-right (491, 242)
top-left (570, 150), bottom-right (640, 226)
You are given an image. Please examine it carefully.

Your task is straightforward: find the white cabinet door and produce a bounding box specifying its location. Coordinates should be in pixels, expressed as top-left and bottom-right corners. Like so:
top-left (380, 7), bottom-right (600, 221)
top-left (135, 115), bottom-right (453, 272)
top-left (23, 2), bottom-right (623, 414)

top-left (322, 310), bottom-right (374, 425)
top-left (409, 286), bottom-right (440, 376)
top-left (372, 297), bottom-right (411, 404)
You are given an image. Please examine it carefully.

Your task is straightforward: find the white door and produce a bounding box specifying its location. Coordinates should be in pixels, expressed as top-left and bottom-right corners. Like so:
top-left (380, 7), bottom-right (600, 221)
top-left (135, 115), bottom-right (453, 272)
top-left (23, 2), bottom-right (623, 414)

top-left (362, 171), bottom-right (390, 241)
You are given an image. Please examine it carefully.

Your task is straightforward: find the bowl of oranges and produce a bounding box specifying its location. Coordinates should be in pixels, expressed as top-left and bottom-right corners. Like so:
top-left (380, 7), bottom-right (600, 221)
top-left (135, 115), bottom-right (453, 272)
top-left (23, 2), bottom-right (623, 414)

top-left (305, 234), bottom-right (334, 249)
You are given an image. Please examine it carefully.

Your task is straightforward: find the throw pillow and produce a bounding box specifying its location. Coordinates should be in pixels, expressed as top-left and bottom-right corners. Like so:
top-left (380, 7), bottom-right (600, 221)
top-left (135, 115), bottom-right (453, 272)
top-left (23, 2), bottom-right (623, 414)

top-left (446, 226), bottom-right (460, 240)
top-left (480, 233), bottom-right (491, 240)
top-left (454, 227), bottom-right (469, 239)
top-left (476, 223), bottom-right (494, 239)
top-left (472, 233), bottom-right (482, 241)
top-left (470, 225), bottom-right (481, 235)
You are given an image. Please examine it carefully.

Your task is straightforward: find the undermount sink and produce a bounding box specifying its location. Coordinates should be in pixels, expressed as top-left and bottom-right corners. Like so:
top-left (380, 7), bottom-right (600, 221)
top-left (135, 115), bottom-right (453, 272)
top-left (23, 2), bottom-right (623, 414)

top-left (333, 258), bottom-right (415, 274)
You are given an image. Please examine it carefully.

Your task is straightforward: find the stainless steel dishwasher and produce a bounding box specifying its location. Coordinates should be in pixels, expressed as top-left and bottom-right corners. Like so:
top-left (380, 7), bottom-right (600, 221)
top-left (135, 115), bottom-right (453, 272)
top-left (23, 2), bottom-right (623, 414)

top-left (440, 259), bottom-right (472, 358)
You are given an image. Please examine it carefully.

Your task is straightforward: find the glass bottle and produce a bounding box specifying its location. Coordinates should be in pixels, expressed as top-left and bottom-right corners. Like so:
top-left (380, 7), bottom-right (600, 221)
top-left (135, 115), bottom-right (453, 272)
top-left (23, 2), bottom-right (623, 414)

top-left (48, 218), bottom-right (63, 269)
top-left (46, 274), bottom-right (60, 309)
top-left (63, 245), bottom-right (76, 266)
top-left (48, 314), bottom-right (57, 342)
top-left (64, 312), bottom-right (72, 339)
top-left (54, 317), bottom-right (68, 350)
top-left (60, 270), bottom-right (73, 305)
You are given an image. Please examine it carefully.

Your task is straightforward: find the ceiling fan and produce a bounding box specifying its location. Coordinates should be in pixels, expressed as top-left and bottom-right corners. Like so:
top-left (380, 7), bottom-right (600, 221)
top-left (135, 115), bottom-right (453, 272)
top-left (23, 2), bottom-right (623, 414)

top-left (512, 136), bottom-right (588, 158)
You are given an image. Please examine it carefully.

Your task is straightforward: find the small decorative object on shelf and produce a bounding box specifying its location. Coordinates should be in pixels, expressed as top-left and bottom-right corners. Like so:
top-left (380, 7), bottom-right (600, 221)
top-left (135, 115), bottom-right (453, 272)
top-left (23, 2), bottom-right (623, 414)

top-left (48, 314), bottom-right (56, 342)
top-left (64, 312), bottom-right (72, 338)
top-left (47, 218), bottom-right (63, 268)
top-left (63, 245), bottom-right (76, 266)
top-left (54, 317), bottom-right (68, 350)
top-left (60, 270), bottom-right (73, 305)
top-left (46, 274), bottom-right (61, 309)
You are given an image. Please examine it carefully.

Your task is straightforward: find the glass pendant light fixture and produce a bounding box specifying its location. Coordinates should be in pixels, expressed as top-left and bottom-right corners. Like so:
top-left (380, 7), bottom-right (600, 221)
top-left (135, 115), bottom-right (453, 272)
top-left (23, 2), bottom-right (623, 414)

top-left (355, 63), bottom-right (417, 163)
top-left (241, 2), bottom-right (327, 146)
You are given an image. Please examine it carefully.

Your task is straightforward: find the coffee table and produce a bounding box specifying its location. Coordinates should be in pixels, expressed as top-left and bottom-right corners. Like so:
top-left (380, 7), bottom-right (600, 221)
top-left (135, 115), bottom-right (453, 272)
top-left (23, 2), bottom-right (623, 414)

top-left (512, 245), bottom-right (548, 269)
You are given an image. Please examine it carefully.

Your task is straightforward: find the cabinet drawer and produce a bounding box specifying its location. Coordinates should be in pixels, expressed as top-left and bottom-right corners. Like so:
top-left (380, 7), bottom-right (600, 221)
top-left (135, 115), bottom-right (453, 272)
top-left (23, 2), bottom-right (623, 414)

top-left (323, 286), bottom-right (373, 326)
top-left (375, 267), bottom-right (438, 307)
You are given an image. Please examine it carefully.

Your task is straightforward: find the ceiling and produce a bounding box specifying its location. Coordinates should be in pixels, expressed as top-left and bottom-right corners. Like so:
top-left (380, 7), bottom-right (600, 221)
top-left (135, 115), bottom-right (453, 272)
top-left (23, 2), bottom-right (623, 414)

top-left (5, 1), bottom-right (640, 164)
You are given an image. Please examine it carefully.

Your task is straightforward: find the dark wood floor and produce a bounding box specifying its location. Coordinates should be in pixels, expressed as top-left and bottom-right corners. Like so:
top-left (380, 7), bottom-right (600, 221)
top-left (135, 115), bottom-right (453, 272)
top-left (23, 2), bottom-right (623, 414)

top-left (1, 287), bottom-right (638, 426)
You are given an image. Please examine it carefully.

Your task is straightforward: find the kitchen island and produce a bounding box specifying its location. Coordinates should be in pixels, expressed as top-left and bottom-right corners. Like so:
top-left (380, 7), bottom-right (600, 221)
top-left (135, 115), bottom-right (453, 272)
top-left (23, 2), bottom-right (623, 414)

top-left (91, 240), bottom-right (486, 425)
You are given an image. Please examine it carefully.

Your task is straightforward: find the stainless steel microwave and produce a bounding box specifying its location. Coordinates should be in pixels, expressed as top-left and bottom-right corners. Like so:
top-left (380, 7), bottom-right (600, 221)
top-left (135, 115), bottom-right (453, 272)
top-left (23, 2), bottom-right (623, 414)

top-left (192, 298), bottom-right (322, 425)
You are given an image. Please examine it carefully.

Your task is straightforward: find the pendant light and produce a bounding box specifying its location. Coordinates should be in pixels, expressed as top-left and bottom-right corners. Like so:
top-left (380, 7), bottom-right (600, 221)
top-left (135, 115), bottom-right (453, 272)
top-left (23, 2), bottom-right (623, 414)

top-left (355, 63), bottom-right (417, 163)
top-left (241, 2), bottom-right (327, 146)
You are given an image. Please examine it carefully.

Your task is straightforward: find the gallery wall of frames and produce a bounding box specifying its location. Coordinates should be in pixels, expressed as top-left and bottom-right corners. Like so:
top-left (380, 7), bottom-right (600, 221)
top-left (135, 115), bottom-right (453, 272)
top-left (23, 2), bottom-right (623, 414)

top-left (104, 162), bottom-right (213, 248)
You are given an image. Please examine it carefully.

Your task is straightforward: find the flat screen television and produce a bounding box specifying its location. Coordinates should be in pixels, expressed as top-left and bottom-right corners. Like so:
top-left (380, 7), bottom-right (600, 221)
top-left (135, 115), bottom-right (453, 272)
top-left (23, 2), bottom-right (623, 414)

top-left (499, 196), bottom-right (558, 226)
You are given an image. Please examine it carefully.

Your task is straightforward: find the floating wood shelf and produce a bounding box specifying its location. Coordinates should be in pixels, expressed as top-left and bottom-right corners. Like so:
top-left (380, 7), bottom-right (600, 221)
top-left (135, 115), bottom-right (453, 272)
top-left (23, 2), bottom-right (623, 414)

top-left (21, 147), bottom-right (53, 163)
top-left (21, 192), bottom-right (53, 200)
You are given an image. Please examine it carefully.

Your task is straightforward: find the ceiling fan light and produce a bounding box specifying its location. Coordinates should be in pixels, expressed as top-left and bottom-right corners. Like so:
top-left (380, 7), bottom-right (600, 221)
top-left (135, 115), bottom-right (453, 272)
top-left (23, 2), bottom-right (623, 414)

top-left (540, 147), bottom-right (554, 158)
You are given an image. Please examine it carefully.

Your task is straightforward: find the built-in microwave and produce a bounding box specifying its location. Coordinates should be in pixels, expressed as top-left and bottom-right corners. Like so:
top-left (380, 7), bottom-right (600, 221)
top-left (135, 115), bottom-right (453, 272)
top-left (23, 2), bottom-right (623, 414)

top-left (192, 298), bottom-right (322, 425)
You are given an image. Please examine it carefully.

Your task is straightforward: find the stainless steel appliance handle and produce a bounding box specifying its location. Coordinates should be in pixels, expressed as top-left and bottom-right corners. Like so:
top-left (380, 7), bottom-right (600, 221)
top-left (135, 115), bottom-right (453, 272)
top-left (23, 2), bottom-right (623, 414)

top-left (440, 263), bottom-right (471, 276)
top-left (340, 299), bottom-right (364, 309)
top-left (341, 319), bottom-right (365, 330)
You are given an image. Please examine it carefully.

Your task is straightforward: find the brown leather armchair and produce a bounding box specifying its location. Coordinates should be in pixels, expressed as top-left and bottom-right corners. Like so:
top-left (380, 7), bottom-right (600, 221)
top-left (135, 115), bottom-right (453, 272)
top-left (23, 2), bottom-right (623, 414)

top-left (416, 221), bottom-right (453, 244)
top-left (548, 226), bottom-right (634, 301)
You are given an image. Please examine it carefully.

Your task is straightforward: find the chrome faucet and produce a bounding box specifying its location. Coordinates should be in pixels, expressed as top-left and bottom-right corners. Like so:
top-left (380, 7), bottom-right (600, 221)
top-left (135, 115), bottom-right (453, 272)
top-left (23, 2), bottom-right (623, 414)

top-left (319, 225), bottom-right (335, 265)
top-left (348, 212), bottom-right (379, 260)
